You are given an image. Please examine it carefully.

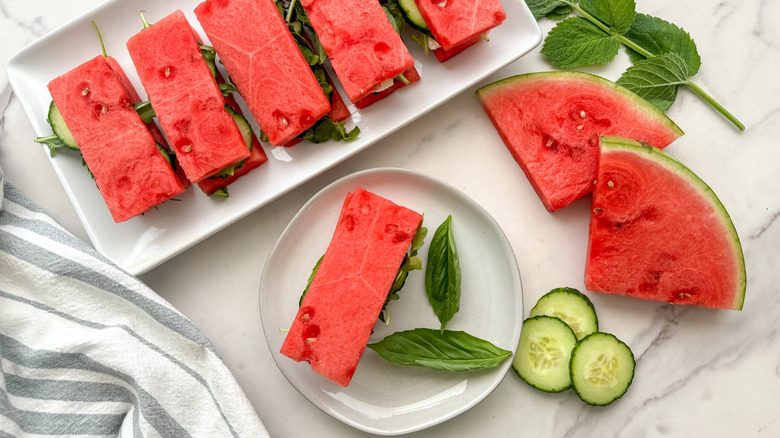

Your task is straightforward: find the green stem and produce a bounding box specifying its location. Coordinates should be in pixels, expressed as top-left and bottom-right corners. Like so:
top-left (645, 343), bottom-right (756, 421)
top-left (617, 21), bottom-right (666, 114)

top-left (140, 10), bottom-right (152, 29)
top-left (92, 21), bottom-right (108, 58)
top-left (685, 80), bottom-right (745, 131)
top-left (286, 0), bottom-right (297, 23)
top-left (567, 1), bottom-right (745, 131)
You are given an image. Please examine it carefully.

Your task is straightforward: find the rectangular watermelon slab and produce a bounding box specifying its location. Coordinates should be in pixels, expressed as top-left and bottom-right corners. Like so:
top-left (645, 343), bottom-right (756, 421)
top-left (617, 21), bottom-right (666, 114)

top-left (194, 0), bottom-right (331, 147)
top-left (126, 9), bottom-right (250, 184)
top-left (299, 0), bottom-right (415, 104)
top-left (414, 0), bottom-right (506, 52)
top-left (280, 187), bottom-right (423, 386)
top-left (47, 55), bottom-right (185, 223)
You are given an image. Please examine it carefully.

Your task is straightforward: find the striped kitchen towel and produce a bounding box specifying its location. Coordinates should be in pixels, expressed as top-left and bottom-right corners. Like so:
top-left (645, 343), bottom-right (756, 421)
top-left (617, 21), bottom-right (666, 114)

top-left (0, 165), bottom-right (268, 437)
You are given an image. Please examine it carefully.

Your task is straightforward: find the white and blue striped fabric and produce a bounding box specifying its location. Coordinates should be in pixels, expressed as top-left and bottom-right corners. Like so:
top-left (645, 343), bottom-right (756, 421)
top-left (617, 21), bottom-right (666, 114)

top-left (0, 166), bottom-right (268, 437)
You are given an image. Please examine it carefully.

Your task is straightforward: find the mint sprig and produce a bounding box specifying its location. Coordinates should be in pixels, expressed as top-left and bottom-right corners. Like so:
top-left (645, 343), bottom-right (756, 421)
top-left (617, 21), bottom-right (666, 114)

top-left (528, 0), bottom-right (744, 131)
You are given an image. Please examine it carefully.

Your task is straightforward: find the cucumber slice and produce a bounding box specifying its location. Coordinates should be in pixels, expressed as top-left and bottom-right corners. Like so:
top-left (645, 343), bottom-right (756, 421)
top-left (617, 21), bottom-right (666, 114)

top-left (47, 101), bottom-right (79, 151)
top-left (570, 332), bottom-right (635, 406)
top-left (512, 316), bottom-right (577, 393)
top-left (398, 0), bottom-right (429, 31)
top-left (225, 104), bottom-right (253, 150)
top-left (530, 287), bottom-right (598, 340)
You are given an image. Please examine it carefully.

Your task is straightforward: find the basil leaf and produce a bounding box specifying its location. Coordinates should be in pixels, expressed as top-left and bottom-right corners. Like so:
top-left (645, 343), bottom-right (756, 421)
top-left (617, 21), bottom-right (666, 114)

top-left (299, 255), bottom-right (323, 306)
top-left (381, 223), bottom-right (428, 323)
top-left (616, 51), bottom-right (690, 111)
top-left (368, 328), bottom-right (512, 372)
top-left (542, 17), bottom-right (620, 68)
top-left (624, 13), bottom-right (701, 76)
top-left (525, 0), bottom-right (572, 20)
top-left (579, 0), bottom-right (635, 34)
top-left (425, 215), bottom-right (461, 332)
top-left (298, 116), bottom-right (360, 143)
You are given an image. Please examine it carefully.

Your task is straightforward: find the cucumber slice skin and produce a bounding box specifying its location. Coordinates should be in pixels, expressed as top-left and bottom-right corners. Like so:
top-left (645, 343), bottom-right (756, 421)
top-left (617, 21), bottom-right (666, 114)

top-left (530, 287), bottom-right (599, 340)
top-left (570, 332), bottom-right (635, 406)
top-left (512, 315), bottom-right (578, 393)
top-left (48, 101), bottom-right (80, 150)
top-left (398, 0), bottom-right (429, 31)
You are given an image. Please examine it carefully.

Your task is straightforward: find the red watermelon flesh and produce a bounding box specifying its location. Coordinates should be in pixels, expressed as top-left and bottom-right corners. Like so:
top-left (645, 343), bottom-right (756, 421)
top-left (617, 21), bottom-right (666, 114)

top-left (300, 0), bottom-right (414, 103)
top-left (433, 34), bottom-right (483, 62)
top-left (47, 56), bottom-right (185, 223)
top-left (104, 55), bottom-right (191, 189)
top-left (194, 0), bottom-right (331, 146)
top-left (476, 72), bottom-right (684, 212)
top-left (196, 92), bottom-right (268, 196)
top-left (585, 136), bottom-right (746, 310)
top-left (414, 0), bottom-right (505, 51)
top-left (354, 66), bottom-right (421, 109)
top-left (280, 187), bottom-right (423, 386)
top-left (126, 10), bottom-right (249, 183)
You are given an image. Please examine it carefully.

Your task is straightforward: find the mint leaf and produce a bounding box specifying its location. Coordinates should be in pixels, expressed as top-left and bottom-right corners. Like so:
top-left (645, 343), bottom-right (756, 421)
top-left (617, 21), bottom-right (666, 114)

top-left (547, 4), bottom-right (574, 19)
top-left (542, 17), bottom-right (620, 68)
top-left (525, 0), bottom-right (572, 19)
top-left (624, 13), bottom-right (701, 76)
top-left (579, 0), bottom-right (635, 34)
top-left (299, 116), bottom-right (360, 143)
top-left (616, 52), bottom-right (690, 111)
top-left (368, 329), bottom-right (512, 372)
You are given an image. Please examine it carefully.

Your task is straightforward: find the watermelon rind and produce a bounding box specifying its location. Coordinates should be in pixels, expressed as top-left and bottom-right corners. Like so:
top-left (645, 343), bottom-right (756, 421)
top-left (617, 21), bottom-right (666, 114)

top-left (476, 71), bottom-right (684, 138)
top-left (593, 136), bottom-right (746, 310)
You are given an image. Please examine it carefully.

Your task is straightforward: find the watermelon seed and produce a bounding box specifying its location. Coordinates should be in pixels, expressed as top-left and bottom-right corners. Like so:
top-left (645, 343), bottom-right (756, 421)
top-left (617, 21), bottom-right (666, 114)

top-left (545, 138), bottom-right (555, 148)
top-left (580, 110), bottom-right (586, 118)
top-left (164, 67), bottom-right (171, 78)
top-left (576, 125), bottom-right (584, 130)
top-left (593, 207), bottom-right (603, 214)
top-left (437, 0), bottom-right (447, 7)
top-left (182, 145), bottom-right (193, 153)
top-left (301, 313), bottom-right (310, 322)
top-left (100, 105), bottom-right (108, 115)
top-left (81, 88), bottom-right (90, 96)
top-left (305, 337), bottom-right (317, 344)
top-left (607, 180), bottom-right (615, 189)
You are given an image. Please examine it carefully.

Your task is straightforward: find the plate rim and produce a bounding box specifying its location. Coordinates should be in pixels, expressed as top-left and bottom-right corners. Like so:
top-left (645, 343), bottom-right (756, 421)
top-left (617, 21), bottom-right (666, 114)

top-left (259, 167), bottom-right (524, 435)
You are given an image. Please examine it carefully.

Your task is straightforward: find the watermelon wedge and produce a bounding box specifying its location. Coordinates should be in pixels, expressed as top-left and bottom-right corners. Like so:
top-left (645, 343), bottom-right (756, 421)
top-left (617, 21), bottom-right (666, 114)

top-left (126, 10), bottom-right (250, 183)
top-left (47, 56), bottom-right (185, 223)
top-left (476, 72), bottom-right (684, 212)
top-left (194, 0), bottom-right (331, 146)
top-left (413, 0), bottom-right (506, 51)
top-left (585, 136), bottom-right (746, 310)
top-left (280, 187), bottom-right (423, 386)
top-left (299, 0), bottom-right (415, 103)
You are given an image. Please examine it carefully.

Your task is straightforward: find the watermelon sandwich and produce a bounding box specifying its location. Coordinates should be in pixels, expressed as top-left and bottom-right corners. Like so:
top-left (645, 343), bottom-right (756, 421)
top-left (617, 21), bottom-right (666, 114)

top-left (585, 136), bottom-right (746, 310)
top-left (477, 72), bottom-right (683, 212)
top-left (299, 0), bottom-right (419, 106)
top-left (194, 0), bottom-right (340, 146)
top-left (46, 55), bottom-right (185, 223)
top-left (399, 0), bottom-right (506, 62)
top-left (281, 187), bottom-right (423, 386)
top-left (126, 10), bottom-right (250, 184)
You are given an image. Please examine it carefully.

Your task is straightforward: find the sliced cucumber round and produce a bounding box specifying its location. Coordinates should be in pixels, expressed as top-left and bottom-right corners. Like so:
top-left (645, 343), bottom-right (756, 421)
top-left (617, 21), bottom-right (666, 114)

top-left (570, 332), bottom-right (635, 406)
top-left (47, 101), bottom-right (79, 150)
top-left (398, 0), bottom-right (429, 31)
top-left (512, 315), bottom-right (577, 393)
top-left (530, 287), bottom-right (598, 340)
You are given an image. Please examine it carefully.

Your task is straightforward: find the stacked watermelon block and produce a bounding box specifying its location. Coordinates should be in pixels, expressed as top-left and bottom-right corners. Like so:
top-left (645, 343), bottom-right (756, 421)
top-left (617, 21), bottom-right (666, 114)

top-left (47, 56), bottom-right (185, 223)
top-left (126, 9), bottom-right (250, 183)
top-left (194, 0), bottom-right (331, 146)
top-left (281, 188), bottom-right (423, 386)
top-left (299, 0), bottom-right (415, 103)
top-left (415, 0), bottom-right (506, 56)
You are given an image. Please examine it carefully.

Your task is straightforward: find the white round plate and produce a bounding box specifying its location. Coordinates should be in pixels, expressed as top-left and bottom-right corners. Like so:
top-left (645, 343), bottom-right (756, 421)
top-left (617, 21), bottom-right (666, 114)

top-left (259, 168), bottom-right (523, 435)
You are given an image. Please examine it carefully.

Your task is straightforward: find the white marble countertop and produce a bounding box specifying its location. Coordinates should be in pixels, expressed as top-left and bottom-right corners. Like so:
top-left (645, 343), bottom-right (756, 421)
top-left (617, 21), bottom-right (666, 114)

top-left (2, 0), bottom-right (778, 436)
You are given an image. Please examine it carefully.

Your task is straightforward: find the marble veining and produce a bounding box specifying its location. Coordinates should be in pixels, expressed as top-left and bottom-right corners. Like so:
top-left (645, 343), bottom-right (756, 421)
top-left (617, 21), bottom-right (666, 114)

top-left (1, 0), bottom-right (779, 436)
